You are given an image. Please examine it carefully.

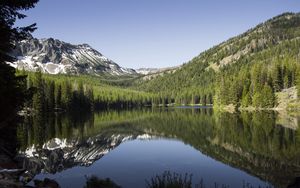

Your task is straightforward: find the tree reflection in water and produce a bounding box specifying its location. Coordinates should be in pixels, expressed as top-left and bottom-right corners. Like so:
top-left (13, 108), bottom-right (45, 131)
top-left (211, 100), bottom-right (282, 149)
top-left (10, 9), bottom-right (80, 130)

top-left (15, 108), bottom-right (300, 188)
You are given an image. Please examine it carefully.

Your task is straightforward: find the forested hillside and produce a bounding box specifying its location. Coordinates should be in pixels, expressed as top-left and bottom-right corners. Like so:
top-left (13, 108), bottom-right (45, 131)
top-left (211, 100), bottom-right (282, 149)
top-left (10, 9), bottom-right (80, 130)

top-left (136, 13), bottom-right (300, 108)
top-left (19, 70), bottom-right (157, 114)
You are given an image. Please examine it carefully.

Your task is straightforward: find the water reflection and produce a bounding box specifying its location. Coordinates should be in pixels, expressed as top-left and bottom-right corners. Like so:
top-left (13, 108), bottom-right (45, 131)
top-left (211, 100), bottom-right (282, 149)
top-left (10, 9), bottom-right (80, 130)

top-left (84, 176), bottom-right (121, 188)
top-left (16, 108), bottom-right (300, 188)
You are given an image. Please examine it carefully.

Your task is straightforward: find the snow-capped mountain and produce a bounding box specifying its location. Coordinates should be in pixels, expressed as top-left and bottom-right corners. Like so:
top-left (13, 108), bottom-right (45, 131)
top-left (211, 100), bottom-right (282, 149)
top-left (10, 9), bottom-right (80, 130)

top-left (9, 37), bottom-right (137, 76)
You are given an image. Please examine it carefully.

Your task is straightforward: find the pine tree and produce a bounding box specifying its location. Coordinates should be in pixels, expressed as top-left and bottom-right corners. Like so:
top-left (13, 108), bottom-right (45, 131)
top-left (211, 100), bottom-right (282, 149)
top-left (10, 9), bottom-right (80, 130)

top-left (48, 81), bottom-right (55, 111)
top-left (262, 84), bottom-right (276, 107)
top-left (78, 81), bottom-right (85, 108)
top-left (252, 91), bottom-right (262, 108)
top-left (62, 80), bottom-right (72, 109)
top-left (284, 73), bottom-right (289, 89)
top-left (276, 64), bottom-right (284, 90)
top-left (32, 70), bottom-right (45, 113)
top-left (0, 0), bottom-right (39, 123)
top-left (86, 86), bottom-right (94, 111)
top-left (201, 94), bottom-right (207, 106)
top-left (56, 84), bottom-right (62, 110)
top-left (241, 86), bottom-right (251, 107)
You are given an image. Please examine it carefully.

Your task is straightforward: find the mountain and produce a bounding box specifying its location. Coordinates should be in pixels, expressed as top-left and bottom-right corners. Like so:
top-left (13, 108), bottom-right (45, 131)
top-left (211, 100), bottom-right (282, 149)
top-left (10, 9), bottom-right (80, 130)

top-left (136, 12), bottom-right (300, 109)
top-left (8, 37), bottom-right (137, 76)
top-left (136, 66), bottom-right (180, 81)
top-left (136, 66), bottom-right (179, 75)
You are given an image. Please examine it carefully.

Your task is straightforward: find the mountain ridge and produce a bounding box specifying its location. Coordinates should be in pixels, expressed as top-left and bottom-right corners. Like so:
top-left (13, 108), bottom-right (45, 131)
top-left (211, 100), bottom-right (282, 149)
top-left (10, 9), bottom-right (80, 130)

top-left (9, 37), bottom-right (137, 76)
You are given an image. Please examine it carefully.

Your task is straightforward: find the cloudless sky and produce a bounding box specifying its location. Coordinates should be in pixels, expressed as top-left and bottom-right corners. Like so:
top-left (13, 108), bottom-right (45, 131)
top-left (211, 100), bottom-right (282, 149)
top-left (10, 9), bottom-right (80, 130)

top-left (16, 0), bottom-right (300, 69)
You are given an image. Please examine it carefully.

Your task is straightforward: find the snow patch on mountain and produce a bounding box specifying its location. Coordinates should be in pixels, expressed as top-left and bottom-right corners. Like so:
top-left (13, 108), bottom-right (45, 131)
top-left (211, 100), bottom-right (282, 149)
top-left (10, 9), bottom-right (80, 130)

top-left (10, 56), bottom-right (71, 74)
top-left (9, 37), bottom-right (137, 76)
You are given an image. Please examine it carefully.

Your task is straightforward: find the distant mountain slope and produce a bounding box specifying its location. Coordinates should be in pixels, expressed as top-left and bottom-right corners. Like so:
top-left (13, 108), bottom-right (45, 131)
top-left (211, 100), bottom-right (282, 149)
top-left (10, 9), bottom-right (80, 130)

top-left (9, 37), bottom-right (137, 76)
top-left (136, 66), bottom-right (179, 75)
top-left (136, 12), bottom-right (300, 107)
top-left (136, 66), bottom-right (180, 81)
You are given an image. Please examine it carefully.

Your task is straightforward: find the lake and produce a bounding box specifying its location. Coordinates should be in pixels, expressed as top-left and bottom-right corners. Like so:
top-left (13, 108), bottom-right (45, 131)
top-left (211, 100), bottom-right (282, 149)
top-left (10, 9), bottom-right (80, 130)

top-left (15, 107), bottom-right (300, 188)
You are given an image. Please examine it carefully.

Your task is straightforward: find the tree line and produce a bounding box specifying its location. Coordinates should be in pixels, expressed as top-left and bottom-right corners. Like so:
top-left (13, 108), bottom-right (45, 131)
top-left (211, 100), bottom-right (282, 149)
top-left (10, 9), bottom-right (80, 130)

top-left (22, 70), bottom-right (94, 113)
top-left (20, 70), bottom-right (161, 114)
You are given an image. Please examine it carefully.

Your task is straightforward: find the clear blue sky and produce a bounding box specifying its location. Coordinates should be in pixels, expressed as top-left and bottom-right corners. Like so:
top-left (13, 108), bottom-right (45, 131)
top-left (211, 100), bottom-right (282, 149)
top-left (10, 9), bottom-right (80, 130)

top-left (16, 0), bottom-right (300, 69)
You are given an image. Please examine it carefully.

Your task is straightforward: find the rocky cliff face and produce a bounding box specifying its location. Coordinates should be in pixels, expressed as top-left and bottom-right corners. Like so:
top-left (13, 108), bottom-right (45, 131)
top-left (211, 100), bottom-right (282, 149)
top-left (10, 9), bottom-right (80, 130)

top-left (9, 37), bottom-right (137, 76)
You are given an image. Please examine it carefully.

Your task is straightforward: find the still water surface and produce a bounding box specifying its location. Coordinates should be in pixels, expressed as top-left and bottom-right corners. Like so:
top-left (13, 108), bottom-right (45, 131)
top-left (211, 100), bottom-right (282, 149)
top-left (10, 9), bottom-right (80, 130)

top-left (17, 107), bottom-right (300, 188)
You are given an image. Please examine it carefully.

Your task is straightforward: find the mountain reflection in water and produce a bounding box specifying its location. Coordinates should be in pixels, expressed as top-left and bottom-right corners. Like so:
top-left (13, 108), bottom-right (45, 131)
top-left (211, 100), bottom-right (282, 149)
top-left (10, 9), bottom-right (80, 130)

top-left (15, 108), bottom-right (300, 188)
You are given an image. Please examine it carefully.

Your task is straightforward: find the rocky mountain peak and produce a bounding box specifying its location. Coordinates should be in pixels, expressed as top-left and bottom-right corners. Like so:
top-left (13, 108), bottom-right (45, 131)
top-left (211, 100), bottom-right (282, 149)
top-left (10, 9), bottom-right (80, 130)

top-left (9, 37), bottom-right (137, 76)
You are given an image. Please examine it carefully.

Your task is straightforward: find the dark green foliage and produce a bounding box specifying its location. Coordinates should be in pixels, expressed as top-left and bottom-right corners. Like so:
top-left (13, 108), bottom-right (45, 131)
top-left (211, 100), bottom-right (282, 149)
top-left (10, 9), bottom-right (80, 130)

top-left (32, 70), bottom-right (45, 114)
top-left (62, 80), bottom-right (73, 109)
top-left (29, 73), bottom-right (95, 112)
top-left (47, 81), bottom-right (55, 111)
top-left (0, 0), bottom-right (38, 123)
top-left (0, 64), bottom-right (27, 122)
top-left (56, 84), bottom-right (62, 109)
top-left (271, 64), bottom-right (283, 92)
top-left (86, 85), bottom-right (94, 111)
top-left (136, 65), bottom-right (215, 106)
